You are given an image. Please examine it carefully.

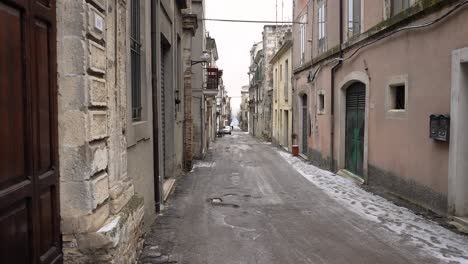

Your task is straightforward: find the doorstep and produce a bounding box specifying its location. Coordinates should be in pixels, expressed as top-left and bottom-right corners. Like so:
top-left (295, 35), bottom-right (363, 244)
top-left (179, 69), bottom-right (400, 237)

top-left (337, 169), bottom-right (365, 184)
top-left (451, 216), bottom-right (468, 234)
top-left (163, 179), bottom-right (176, 202)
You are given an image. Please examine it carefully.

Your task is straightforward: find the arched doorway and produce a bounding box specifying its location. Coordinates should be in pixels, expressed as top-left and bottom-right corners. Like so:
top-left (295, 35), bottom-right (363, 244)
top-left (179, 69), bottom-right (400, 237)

top-left (345, 82), bottom-right (366, 177)
top-left (301, 94), bottom-right (308, 154)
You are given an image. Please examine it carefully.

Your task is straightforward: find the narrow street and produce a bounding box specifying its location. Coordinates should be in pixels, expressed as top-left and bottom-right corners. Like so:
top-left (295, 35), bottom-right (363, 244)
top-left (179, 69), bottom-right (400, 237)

top-left (140, 130), bottom-right (468, 264)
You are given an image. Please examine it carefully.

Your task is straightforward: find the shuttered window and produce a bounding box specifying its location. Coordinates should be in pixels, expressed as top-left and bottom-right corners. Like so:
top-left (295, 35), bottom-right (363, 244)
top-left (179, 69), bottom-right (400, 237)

top-left (318, 1), bottom-right (326, 53)
top-left (131, 0), bottom-right (142, 121)
top-left (347, 0), bottom-right (361, 37)
top-left (284, 60), bottom-right (289, 101)
top-left (391, 0), bottom-right (410, 16)
top-left (300, 15), bottom-right (306, 64)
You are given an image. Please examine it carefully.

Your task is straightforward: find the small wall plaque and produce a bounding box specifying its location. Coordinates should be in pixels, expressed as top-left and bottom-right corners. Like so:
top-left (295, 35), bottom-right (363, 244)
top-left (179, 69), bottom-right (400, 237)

top-left (95, 15), bottom-right (104, 32)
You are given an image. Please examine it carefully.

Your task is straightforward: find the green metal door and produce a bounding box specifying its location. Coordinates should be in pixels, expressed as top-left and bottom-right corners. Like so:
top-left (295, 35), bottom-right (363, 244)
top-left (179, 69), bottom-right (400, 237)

top-left (345, 83), bottom-right (365, 177)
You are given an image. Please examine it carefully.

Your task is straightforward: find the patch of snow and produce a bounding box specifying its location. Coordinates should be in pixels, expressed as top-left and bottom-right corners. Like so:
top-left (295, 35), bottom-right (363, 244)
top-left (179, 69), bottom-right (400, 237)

top-left (276, 150), bottom-right (468, 263)
top-left (192, 161), bottom-right (215, 169)
top-left (98, 216), bottom-right (121, 233)
top-left (231, 144), bottom-right (252, 151)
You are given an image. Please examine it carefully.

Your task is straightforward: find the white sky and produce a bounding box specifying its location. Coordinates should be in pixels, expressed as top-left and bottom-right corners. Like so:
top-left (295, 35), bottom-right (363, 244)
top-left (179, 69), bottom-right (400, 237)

top-left (205, 0), bottom-right (293, 119)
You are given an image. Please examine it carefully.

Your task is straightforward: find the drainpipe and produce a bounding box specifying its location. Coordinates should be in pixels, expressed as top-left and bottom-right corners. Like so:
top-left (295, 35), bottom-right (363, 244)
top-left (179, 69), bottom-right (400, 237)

top-left (330, 0), bottom-right (343, 172)
top-left (151, 0), bottom-right (161, 212)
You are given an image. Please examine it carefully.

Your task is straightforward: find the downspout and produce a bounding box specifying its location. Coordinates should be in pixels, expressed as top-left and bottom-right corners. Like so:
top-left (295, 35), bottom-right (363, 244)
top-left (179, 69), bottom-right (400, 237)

top-left (330, 0), bottom-right (343, 172)
top-left (151, 0), bottom-right (161, 212)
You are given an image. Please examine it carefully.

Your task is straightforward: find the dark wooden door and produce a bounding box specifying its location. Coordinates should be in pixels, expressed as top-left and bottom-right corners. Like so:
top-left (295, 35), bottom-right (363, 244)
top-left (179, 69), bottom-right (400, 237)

top-left (0, 0), bottom-right (61, 263)
top-left (345, 83), bottom-right (366, 177)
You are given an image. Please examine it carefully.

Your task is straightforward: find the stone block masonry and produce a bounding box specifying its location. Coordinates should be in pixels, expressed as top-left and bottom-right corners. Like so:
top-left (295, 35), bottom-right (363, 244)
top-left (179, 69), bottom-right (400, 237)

top-left (57, 0), bottom-right (144, 262)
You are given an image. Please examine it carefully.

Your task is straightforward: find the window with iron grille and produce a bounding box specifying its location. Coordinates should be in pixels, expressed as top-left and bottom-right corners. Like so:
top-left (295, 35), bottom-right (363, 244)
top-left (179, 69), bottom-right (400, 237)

top-left (131, 0), bottom-right (142, 121)
top-left (391, 0), bottom-right (410, 16)
top-left (318, 1), bottom-right (326, 53)
top-left (347, 0), bottom-right (361, 38)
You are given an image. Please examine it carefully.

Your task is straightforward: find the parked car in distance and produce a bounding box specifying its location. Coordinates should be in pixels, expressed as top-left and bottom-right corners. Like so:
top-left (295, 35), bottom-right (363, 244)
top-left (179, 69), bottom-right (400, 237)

top-left (221, 126), bottom-right (232, 135)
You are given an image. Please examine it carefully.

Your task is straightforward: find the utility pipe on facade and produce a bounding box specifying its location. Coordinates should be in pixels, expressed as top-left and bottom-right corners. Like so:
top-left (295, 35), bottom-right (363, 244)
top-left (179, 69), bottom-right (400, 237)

top-left (330, 0), bottom-right (343, 173)
top-left (151, 0), bottom-right (161, 212)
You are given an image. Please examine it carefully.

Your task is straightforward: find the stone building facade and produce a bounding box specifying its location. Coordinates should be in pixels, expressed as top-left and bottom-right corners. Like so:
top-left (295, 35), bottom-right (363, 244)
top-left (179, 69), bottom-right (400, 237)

top-left (271, 34), bottom-right (293, 151)
top-left (190, 0), bottom-right (225, 159)
top-left (291, 0), bottom-right (468, 223)
top-left (57, 0), bottom-right (145, 262)
top-left (239, 85), bottom-right (250, 132)
top-left (204, 35), bottom-right (223, 143)
top-left (55, 0), bottom-right (197, 262)
top-left (249, 25), bottom-right (291, 141)
top-left (248, 42), bottom-right (263, 137)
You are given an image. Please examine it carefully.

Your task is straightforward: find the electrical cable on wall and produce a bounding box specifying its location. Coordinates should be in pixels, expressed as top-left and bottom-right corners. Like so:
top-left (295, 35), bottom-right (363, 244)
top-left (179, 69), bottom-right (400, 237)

top-left (309, 0), bottom-right (468, 82)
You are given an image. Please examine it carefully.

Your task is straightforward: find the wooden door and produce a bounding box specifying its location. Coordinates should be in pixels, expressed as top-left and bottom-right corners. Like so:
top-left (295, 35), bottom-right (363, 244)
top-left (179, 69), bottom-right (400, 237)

top-left (0, 0), bottom-right (61, 263)
top-left (345, 82), bottom-right (366, 177)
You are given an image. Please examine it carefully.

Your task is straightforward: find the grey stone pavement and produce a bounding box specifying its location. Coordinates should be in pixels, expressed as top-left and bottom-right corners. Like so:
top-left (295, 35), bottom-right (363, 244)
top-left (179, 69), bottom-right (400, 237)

top-left (139, 129), bottom-right (461, 264)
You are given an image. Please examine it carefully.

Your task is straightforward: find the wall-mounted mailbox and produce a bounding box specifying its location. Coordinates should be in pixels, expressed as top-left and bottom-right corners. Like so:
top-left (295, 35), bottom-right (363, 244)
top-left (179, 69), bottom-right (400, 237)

top-left (430, 114), bottom-right (450, 142)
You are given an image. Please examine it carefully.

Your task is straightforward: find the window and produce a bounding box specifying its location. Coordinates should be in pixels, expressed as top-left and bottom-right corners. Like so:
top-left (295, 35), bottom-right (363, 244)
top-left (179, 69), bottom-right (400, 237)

top-left (318, 1), bottom-right (326, 53)
top-left (348, 0), bottom-right (361, 37)
top-left (317, 91), bottom-right (325, 114)
top-left (390, 84), bottom-right (405, 110)
top-left (300, 15), bottom-right (306, 65)
top-left (391, 0), bottom-right (410, 16)
top-left (386, 75), bottom-right (408, 118)
top-left (130, 0), bottom-right (142, 121)
top-left (274, 68), bottom-right (278, 102)
top-left (284, 60), bottom-right (289, 100)
top-left (280, 64), bottom-right (283, 81)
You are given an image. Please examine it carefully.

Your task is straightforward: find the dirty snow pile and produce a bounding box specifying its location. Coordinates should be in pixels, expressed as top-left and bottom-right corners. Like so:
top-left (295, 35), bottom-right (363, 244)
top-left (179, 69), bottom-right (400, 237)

top-left (277, 150), bottom-right (468, 264)
top-left (191, 161), bottom-right (215, 172)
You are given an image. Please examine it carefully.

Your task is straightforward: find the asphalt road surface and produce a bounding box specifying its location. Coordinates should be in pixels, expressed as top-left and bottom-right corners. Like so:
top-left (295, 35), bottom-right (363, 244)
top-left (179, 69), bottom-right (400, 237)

top-left (140, 130), bottom-right (444, 264)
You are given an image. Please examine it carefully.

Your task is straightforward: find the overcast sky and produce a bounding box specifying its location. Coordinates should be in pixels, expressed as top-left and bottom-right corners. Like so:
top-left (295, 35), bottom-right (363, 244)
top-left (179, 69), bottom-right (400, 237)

top-left (204, 0), bottom-right (293, 119)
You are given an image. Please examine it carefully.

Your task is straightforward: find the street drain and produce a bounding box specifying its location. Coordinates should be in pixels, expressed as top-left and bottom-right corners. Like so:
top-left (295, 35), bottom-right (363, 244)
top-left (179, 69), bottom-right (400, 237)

top-left (208, 198), bottom-right (240, 208)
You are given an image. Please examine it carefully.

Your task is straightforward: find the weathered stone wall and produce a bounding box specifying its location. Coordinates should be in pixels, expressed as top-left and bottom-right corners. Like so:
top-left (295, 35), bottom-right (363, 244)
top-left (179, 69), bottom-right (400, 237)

top-left (258, 26), bottom-right (292, 141)
top-left (191, 0), bottom-right (206, 160)
top-left (57, 0), bottom-right (144, 262)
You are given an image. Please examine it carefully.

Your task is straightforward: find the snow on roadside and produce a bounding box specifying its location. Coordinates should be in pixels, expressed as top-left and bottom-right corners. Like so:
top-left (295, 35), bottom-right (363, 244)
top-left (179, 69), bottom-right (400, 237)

top-left (276, 150), bottom-right (468, 264)
top-left (192, 161), bottom-right (215, 169)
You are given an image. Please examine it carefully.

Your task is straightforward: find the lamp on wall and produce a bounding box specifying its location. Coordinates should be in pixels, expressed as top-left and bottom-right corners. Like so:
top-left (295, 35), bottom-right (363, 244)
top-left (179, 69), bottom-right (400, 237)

top-left (191, 51), bottom-right (211, 66)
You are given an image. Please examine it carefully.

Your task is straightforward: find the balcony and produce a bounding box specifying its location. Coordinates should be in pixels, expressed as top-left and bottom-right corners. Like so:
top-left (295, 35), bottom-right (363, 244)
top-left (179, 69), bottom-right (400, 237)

top-left (204, 68), bottom-right (222, 97)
